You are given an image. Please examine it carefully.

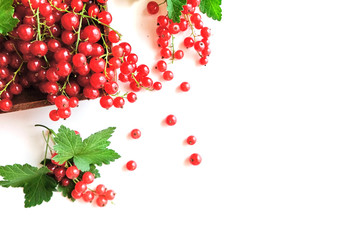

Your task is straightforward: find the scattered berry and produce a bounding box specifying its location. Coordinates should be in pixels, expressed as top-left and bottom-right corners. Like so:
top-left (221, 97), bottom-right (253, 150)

top-left (126, 160), bottom-right (137, 171)
top-left (189, 153), bottom-right (202, 165)
top-left (186, 135), bottom-right (197, 145)
top-left (165, 114), bottom-right (177, 126)
top-left (130, 129), bottom-right (141, 139)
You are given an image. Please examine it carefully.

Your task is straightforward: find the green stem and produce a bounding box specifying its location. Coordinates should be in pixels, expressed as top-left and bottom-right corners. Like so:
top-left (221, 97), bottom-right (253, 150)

top-left (34, 124), bottom-right (57, 136)
top-left (0, 61), bottom-right (24, 99)
top-left (74, 4), bottom-right (87, 53)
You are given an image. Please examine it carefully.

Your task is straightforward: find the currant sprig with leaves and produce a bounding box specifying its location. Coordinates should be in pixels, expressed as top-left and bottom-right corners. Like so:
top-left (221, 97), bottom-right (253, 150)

top-left (0, 125), bottom-right (120, 208)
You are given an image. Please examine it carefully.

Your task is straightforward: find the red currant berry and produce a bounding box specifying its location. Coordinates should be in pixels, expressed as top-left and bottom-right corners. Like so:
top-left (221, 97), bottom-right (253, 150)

top-left (98, 11), bottom-right (112, 25)
top-left (82, 172), bottom-right (95, 184)
top-left (56, 61), bottom-right (72, 77)
top-left (156, 60), bottom-right (167, 72)
top-left (96, 184), bottom-right (106, 195)
top-left (127, 92), bottom-right (137, 103)
top-left (90, 72), bottom-right (106, 89)
top-left (180, 82), bottom-right (190, 92)
top-left (165, 114), bottom-right (177, 126)
top-left (82, 191), bottom-right (95, 202)
top-left (69, 97), bottom-right (79, 108)
top-left (61, 177), bottom-right (70, 187)
top-left (55, 95), bottom-right (70, 109)
top-left (30, 41), bottom-right (48, 57)
top-left (130, 129), bottom-right (141, 139)
top-left (108, 30), bottom-right (120, 43)
top-left (152, 81), bottom-right (162, 90)
top-left (104, 81), bottom-right (119, 95)
top-left (163, 70), bottom-right (174, 81)
top-left (75, 181), bottom-right (87, 193)
top-left (66, 165), bottom-right (80, 179)
top-left (0, 99), bottom-right (13, 112)
top-left (147, 1), bottom-right (159, 14)
top-left (71, 189), bottom-right (83, 199)
top-left (184, 37), bottom-right (195, 48)
top-left (49, 109), bottom-right (60, 121)
top-left (72, 53), bottom-right (87, 68)
top-left (17, 24), bottom-right (35, 41)
top-left (113, 97), bottom-right (125, 108)
top-left (126, 160), bottom-right (137, 171)
top-left (105, 189), bottom-right (116, 200)
top-left (54, 166), bottom-right (66, 182)
top-left (189, 153), bottom-right (202, 165)
top-left (61, 13), bottom-right (79, 31)
top-left (199, 56), bottom-right (208, 65)
top-left (88, 4), bottom-right (99, 17)
top-left (96, 195), bottom-right (108, 207)
top-left (82, 25), bottom-right (101, 43)
top-left (186, 135), bottom-right (197, 145)
top-left (89, 57), bottom-right (106, 72)
top-left (174, 50), bottom-right (184, 60)
top-left (57, 107), bottom-right (71, 119)
top-left (99, 95), bottom-right (114, 109)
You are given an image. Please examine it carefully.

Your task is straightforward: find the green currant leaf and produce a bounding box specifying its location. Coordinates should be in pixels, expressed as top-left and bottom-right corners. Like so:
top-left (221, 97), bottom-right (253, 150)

top-left (199, 0), bottom-right (222, 21)
top-left (0, 0), bottom-right (19, 35)
top-left (0, 164), bottom-right (57, 208)
top-left (167, 0), bottom-right (187, 23)
top-left (53, 125), bottom-right (83, 164)
top-left (53, 125), bottom-right (120, 172)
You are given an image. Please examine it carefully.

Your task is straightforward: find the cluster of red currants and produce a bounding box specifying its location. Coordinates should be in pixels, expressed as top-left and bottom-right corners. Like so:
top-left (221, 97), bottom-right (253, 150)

top-left (0, 0), bottom-right (155, 119)
top-left (47, 152), bottom-right (115, 207)
top-left (147, 0), bottom-right (212, 71)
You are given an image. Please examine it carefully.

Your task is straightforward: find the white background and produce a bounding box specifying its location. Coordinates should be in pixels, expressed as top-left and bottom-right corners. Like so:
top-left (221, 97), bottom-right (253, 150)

top-left (1, 0), bottom-right (360, 239)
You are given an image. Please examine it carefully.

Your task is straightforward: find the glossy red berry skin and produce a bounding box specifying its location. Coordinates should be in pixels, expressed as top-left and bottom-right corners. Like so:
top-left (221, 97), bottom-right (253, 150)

top-left (99, 95), bottom-right (113, 109)
top-left (147, 1), bottom-right (159, 14)
top-left (127, 92), bottom-right (137, 103)
top-left (189, 153), bottom-right (202, 165)
top-left (82, 172), bottom-right (95, 184)
top-left (82, 191), bottom-right (95, 202)
top-left (95, 184), bottom-right (106, 195)
top-left (96, 195), bottom-right (108, 207)
top-left (61, 13), bottom-right (80, 31)
top-left (75, 181), bottom-right (87, 193)
top-left (105, 190), bottom-right (116, 200)
top-left (130, 129), bottom-right (141, 139)
top-left (126, 160), bottom-right (137, 171)
top-left (180, 82), bottom-right (190, 92)
top-left (163, 70), bottom-right (174, 81)
top-left (186, 135), bottom-right (197, 145)
top-left (113, 97), bottom-right (125, 108)
top-left (66, 165), bottom-right (80, 179)
top-left (165, 114), bottom-right (177, 126)
top-left (30, 41), bottom-right (48, 57)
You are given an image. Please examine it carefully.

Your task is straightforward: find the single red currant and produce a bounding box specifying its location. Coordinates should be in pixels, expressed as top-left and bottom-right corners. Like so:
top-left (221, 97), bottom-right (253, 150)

top-left (126, 160), bottom-right (137, 171)
top-left (113, 97), bottom-right (125, 108)
top-left (75, 181), bottom-right (87, 193)
top-left (82, 172), bottom-right (95, 184)
top-left (66, 165), bottom-right (80, 179)
top-left (165, 114), bottom-right (177, 126)
top-left (127, 92), bottom-right (137, 103)
top-left (96, 184), bottom-right (106, 195)
top-left (147, 1), bottom-right (159, 14)
top-left (96, 195), bottom-right (108, 207)
top-left (105, 190), bottom-right (116, 200)
top-left (130, 129), bottom-right (141, 139)
top-left (82, 191), bottom-right (95, 202)
top-left (186, 135), bottom-right (197, 145)
top-left (180, 82), bottom-right (190, 92)
top-left (189, 153), bottom-right (202, 165)
top-left (99, 95), bottom-right (114, 109)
